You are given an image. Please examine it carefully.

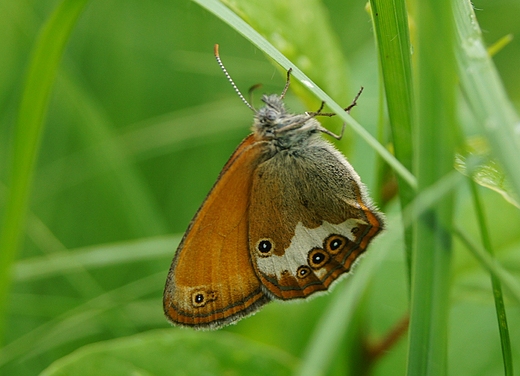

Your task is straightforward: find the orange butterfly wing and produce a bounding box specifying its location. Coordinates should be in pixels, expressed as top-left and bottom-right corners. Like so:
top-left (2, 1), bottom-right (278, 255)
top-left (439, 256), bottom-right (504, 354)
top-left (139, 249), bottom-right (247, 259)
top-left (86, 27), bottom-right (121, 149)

top-left (163, 135), bottom-right (270, 329)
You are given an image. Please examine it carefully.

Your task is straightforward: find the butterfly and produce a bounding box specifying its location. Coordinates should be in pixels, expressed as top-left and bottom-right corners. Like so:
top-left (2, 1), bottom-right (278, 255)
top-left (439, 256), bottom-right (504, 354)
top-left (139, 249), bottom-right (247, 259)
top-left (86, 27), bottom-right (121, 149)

top-left (163, 45), bottom-right (384, 329)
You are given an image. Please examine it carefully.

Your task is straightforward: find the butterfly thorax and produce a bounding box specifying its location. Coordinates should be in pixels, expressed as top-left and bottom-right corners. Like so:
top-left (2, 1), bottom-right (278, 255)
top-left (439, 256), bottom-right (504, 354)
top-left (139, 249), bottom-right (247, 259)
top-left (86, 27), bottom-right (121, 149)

top-left (253, 94), bottom-right (321, 150)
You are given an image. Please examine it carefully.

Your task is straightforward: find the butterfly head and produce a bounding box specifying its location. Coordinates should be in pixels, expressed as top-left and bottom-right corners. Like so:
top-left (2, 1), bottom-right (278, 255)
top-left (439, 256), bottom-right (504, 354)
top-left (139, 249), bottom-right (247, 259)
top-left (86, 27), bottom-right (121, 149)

top-left (253, 94), bottom-right (318, 146)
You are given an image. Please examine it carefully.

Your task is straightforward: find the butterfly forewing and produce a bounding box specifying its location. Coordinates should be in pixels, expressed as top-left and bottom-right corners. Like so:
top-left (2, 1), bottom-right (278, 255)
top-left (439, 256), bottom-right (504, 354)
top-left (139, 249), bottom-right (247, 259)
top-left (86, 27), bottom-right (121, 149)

top-left (163, 135), bottom-right (271, 329)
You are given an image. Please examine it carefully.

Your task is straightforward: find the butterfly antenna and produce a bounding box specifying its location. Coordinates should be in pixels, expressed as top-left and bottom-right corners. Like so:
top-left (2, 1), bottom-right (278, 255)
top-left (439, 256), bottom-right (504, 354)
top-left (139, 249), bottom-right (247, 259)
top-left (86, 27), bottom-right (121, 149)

top-left (214, 44), bottom-right (254, 111)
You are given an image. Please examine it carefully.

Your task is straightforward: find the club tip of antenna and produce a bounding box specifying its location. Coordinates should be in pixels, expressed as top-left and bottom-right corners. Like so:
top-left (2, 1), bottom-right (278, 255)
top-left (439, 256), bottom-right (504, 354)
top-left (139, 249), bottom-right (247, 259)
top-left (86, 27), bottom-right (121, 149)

top-left (214, 44), bottom-right (220, 58)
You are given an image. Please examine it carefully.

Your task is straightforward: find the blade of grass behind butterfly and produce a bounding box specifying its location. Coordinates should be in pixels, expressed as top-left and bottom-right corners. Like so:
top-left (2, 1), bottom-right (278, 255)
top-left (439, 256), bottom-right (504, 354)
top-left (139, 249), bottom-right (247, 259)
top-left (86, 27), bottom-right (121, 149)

top-left (193, 0), bottom-right (417, 190)
top-left (467, 177), bottom-right (513, 375)
top-left (368, 0), bottom-right (415, 282)
top-left (454, 0), bottom-right (520, 199)
top-left (453, 227), bottom-right (520, 306)
top-left (407, 0), bottom-right (458, 373)
top-left (453, 2), bottom-right (518, 373)
top-left (0, 0), bottom-right (90, 344)
top-left (13, 235), bottom-right (180, 283)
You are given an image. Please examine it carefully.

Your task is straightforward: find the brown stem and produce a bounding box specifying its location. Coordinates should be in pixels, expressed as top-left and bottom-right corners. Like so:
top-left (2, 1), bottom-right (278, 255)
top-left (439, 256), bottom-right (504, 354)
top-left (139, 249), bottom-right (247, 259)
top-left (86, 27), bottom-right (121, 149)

top-left (367, 313), bottom-right (410, 362)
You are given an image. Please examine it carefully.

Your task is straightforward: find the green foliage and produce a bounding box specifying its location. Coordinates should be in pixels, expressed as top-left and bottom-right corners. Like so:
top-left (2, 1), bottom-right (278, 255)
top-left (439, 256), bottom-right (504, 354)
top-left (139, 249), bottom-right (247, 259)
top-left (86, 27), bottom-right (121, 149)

top-left (0, 0), bottom-right (519, 375)
top-left (40, 330), bottom-right (298, 376)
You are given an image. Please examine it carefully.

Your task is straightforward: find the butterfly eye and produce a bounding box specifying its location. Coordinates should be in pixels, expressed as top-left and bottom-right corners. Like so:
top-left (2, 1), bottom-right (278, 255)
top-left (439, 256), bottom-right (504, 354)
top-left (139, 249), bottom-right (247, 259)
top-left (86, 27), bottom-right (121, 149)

top-left (324, 234), bottom-right (348, 255)
top-left (266, 110), bottom-right (277, 122)
top-left (256, 238), bottom-right (274, 256)
top-left (308, 248), bottom-right (330, 269)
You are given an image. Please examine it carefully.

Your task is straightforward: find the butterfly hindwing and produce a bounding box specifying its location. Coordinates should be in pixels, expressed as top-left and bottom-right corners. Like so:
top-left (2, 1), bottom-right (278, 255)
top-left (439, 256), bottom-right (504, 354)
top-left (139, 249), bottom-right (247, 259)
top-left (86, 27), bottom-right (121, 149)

top-left (248, 141), bottom-right (384, 300)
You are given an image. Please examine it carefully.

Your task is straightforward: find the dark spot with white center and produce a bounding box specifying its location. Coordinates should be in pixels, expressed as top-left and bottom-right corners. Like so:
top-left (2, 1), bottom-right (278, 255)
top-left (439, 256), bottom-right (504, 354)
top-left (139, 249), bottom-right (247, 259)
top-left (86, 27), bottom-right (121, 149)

top-left (256, 238), bottom-right (275, 257)
top-left (324, 234), bottom-right (349, 255)
top-left (297, 266), bottom-right (311, 279)
top-left (308, 248), bottom-right (330, 269)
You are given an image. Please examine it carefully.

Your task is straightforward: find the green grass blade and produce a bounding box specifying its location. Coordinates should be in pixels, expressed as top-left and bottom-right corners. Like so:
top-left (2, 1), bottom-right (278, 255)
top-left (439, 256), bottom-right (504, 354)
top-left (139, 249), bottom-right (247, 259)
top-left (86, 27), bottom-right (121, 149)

top-left (368, 0), bottom-right (415, 278)
top-left (0, 0), bottom-right (90, 343)
top-left (452, 2), bottom-right (519, 372)
top-left (407, 0), bottom-right (458, 373)
top-left (453, 228), bottom-right (520, 305)
top-left (454, 0), bottom-right (520, 197)
top-left (468, 179), bottom-right (513, 375)
top-left (13, 235), bottom-right (180, 282)
top-left (368, 0), bottom-right (414, 179)
top-left (462, 178), bottom-right (514, 375)
top-left (193, 0), bottom-right (416, 189)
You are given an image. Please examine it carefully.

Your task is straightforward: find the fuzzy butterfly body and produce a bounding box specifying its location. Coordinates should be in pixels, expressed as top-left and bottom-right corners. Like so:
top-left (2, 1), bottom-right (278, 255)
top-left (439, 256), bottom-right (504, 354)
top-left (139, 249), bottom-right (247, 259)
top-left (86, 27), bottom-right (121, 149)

top-left (163, 46), bottom-right (384, 329)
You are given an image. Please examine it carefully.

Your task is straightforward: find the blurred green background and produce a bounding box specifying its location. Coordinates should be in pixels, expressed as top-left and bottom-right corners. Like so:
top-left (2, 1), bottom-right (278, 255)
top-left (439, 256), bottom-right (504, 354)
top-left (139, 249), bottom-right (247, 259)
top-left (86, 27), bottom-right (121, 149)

top-left (1, 0), bottom-right (519, 375)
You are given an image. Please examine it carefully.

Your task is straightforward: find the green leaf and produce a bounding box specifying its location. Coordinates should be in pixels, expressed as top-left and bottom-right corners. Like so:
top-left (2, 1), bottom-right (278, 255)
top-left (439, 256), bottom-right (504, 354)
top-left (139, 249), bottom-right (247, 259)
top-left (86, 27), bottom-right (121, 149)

top-left (39, 330), bottom-right (298, 376)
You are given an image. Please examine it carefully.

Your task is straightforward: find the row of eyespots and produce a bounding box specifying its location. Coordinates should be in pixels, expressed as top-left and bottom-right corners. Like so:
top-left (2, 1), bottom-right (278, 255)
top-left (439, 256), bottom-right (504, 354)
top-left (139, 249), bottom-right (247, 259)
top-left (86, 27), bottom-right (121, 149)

top-left (296, 233), bottom-right (353, 279)
top-left (187, 225), bottom-right (363, 308)
top-left (254, 228), bottom-right (358, 258)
